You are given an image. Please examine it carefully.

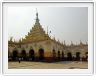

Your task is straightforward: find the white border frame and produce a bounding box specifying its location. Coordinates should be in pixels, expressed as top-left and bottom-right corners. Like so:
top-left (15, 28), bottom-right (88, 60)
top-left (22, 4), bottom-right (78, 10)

top-left (0, 1), bottom-right (2, 74)
top-left (2, 1), bottom-right (94, 75)
top-left (94, 1), bottom-right (96, 74)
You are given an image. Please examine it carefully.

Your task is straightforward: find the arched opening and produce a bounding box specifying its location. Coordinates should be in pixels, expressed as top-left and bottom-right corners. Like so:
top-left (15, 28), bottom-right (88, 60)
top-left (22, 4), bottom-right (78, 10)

top-left (67, 52), bottom-right (72, 61)
top-left (8, 48), bottom-right (10, 58)
top-left (76, 52), bottom-right (80, 61)
top-left (39, 48), bottom-right (44, 61)
top-left (62, 51), bottom-right (64, 60)
top-left (53, 49), bottom-right (56, 59)
top-left (29, 49), bottom-right (35, 61)
top-left (12, 50), bottom-right (18, 61)
top-left (85, 52), bottom-right (88, 61)
top-left (58, 51), bottom-right (60, 60)
top-left (21, 50), bottom-right (26, 61)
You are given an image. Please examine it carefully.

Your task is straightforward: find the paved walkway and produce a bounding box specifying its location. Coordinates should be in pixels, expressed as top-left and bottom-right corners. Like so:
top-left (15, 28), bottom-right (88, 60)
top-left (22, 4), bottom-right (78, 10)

top-left (8, 61), bottom-right (88, 69)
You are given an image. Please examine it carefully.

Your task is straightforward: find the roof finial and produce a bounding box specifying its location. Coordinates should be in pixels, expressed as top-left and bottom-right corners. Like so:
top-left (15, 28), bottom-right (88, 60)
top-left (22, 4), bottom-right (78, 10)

top-left (71, 41), bottom-right (73, 46)
top-left (64, 40), bottom-right (66, 45)
top-left (80, 40), bottom-right (82, 45)
top-left (35, 8), bottom-right (40, 25)
top-left (36, 8), bottom-right (38, 19)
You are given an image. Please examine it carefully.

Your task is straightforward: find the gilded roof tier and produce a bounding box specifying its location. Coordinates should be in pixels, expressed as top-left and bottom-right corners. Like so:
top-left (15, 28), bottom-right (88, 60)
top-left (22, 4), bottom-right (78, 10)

top-left (21, 11), bottom-right (50, 43)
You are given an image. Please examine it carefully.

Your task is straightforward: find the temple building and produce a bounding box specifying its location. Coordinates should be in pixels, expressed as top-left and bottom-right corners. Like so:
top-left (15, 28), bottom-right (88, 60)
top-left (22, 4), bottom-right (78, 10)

top-left (8, 11), bottom-right (88, 62)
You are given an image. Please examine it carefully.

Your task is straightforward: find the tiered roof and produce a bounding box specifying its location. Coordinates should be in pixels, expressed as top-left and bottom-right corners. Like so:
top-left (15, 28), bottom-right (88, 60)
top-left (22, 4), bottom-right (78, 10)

top-left (21, 11), bottom-right (50, 43)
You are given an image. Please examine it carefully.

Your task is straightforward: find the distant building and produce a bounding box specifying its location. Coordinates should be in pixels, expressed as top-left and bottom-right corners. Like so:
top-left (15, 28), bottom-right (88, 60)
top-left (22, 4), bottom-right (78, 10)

top-left (8, 11), bottom-right (88, 62)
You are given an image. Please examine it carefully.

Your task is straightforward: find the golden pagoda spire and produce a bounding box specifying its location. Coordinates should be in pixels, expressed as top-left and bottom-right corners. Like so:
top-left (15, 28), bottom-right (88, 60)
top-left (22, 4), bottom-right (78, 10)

top-left (35, 8), bottom-right (40, 25)
top-left (36, 8), bottom-right (38, 19)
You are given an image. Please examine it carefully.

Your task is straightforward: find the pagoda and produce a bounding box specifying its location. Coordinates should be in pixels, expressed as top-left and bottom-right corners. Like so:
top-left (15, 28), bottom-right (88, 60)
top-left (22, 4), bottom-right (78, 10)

top-left (21, 11), bottom-right (50, 44)
top-left (8, 10), bottom-right (88, 62)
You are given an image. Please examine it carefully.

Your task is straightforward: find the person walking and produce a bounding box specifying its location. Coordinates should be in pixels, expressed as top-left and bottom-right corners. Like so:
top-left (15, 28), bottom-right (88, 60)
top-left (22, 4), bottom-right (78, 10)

top-left (18, 58), bottom-right (21, 63)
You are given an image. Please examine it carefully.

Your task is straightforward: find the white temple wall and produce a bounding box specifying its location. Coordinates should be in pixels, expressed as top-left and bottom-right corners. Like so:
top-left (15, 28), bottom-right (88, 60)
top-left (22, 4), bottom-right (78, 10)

top-left (20, 40), bottom-right (52, 57)
top-left (9, 42), bottom-right (88, 59)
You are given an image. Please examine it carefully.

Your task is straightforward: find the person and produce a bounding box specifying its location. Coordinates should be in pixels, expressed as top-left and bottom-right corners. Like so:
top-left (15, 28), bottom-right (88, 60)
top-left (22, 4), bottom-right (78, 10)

top-left (18, 58), bottom-right (21, 63)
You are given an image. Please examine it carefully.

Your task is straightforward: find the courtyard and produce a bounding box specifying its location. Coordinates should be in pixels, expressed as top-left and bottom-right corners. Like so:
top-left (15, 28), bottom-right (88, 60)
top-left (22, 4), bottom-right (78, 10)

top-left (8, 61), bottom-right (88, 69)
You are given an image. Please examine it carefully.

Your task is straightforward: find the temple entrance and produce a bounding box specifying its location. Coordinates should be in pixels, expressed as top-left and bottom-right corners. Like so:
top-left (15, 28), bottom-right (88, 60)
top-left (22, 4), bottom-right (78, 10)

top-left (76, 52), bottom-right (80, 61)
top-left (62, 51), bottom-right (64, 60)
top-left (39, 48), bottom-right (44, 61)
top-left (21, 50), bottom-right (26, 61)
top-left (53, 49), bottom-right (56, 59)
top-left (67, 52), bottom-right (72, 61)
top-left (58, 51), bottom-right (60, 60)
top-left (12, 50), bottom-right (18, 61)
top-left (29, 49), bottom-right (35, 61)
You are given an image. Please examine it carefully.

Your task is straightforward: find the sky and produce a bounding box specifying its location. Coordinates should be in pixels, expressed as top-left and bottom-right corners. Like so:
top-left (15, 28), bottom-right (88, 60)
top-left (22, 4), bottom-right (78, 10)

top-left (7, 7), bottom-right (88, 45)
